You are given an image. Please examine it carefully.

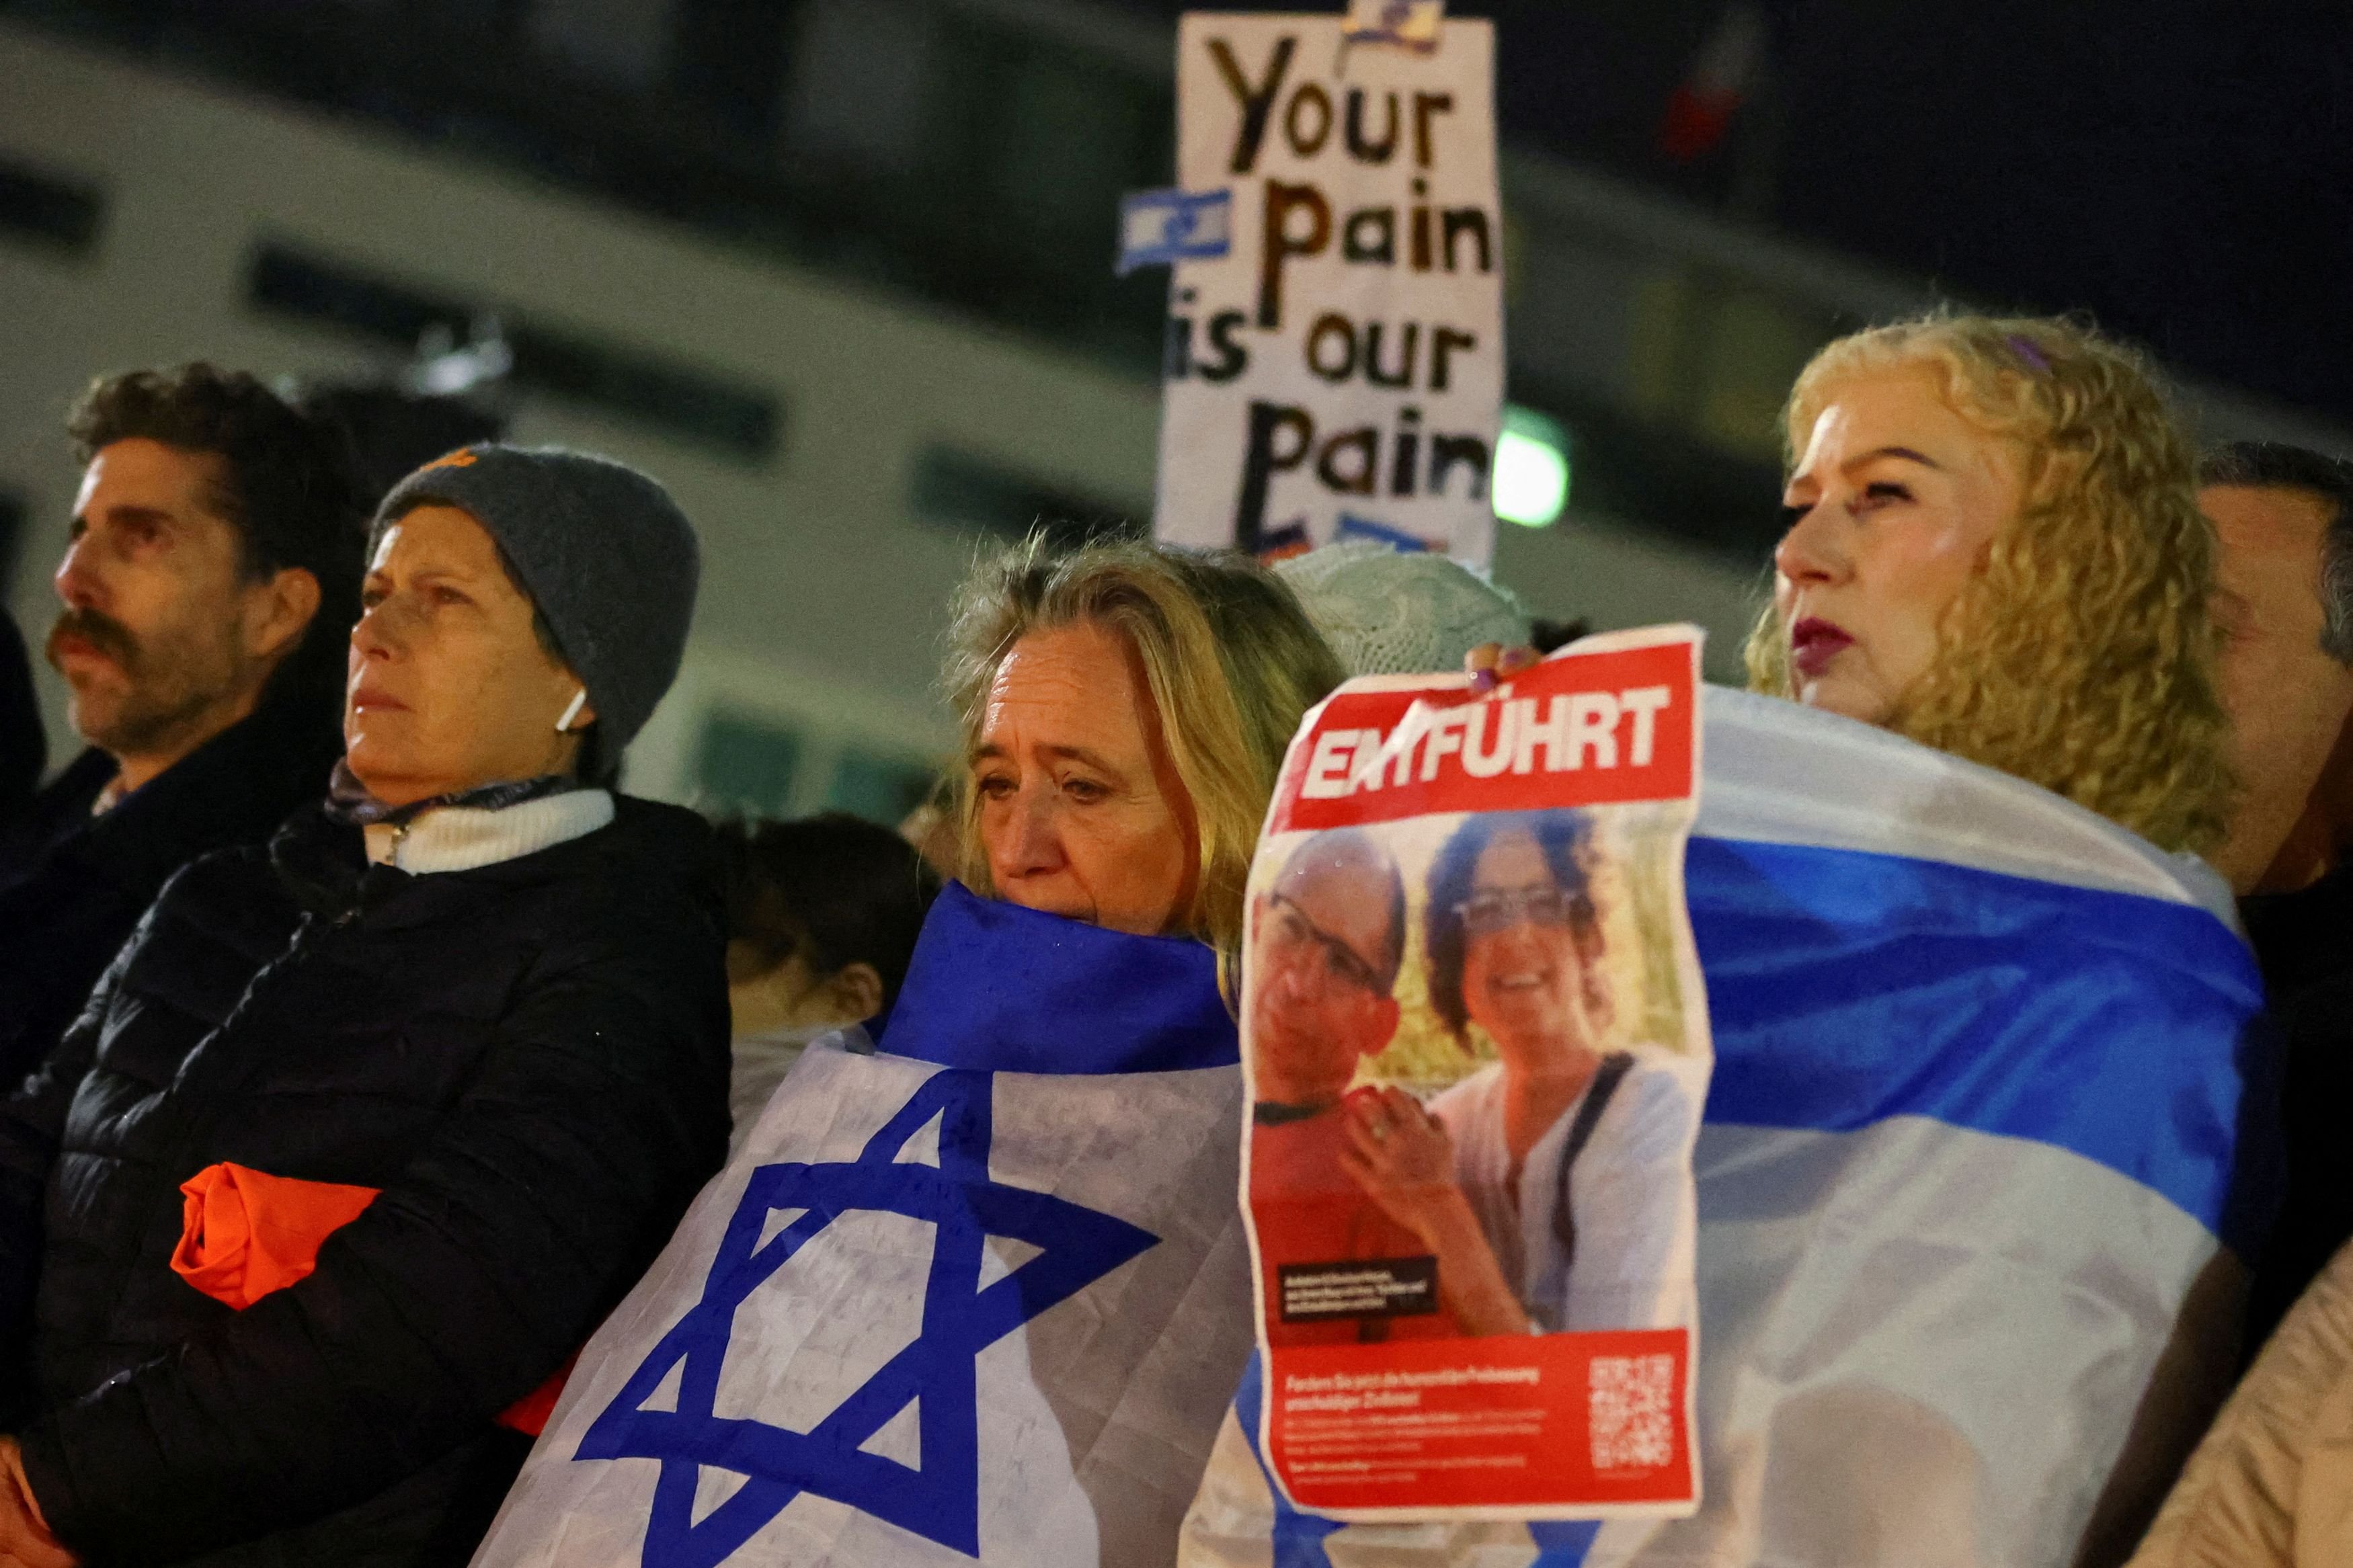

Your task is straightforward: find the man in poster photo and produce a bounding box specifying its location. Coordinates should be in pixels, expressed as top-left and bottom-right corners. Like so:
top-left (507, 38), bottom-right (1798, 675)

top-left (1247, 827), bottom-right (1462, 1345)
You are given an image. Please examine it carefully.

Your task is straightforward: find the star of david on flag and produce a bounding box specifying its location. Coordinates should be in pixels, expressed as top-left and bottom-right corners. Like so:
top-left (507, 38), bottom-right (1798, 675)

top-left (575, 1069), bottom-right (1158, 1567)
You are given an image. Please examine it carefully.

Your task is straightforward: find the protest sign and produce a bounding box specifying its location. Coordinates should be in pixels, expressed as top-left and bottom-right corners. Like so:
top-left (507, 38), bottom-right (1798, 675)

top-left (1153, 12), bottom-right (1503, 566)
top-left (1238, 626), bottom-right (1708, 1521)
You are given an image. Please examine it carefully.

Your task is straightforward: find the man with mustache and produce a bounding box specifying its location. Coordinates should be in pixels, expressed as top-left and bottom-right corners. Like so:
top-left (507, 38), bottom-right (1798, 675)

top-left (0, 364), bottom-right (361, 1093)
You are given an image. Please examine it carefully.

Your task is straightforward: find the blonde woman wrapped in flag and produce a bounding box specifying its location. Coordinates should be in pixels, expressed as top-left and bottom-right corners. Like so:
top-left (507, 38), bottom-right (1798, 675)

top-left (1184, 315), bottom-right (2266, 1568)
top-left (475, 537), bottom-right (1345, 1568)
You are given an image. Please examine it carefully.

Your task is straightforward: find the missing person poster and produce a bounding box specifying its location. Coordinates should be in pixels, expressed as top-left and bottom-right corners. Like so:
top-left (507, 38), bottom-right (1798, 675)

top-left (1240, 626), bottom-right (1709, 1521)
top-left (1153, 11), bottom-right (1502, 567)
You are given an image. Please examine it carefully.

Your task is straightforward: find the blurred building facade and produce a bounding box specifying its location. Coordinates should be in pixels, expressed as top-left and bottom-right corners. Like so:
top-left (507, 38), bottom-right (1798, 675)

top-left (0, 0), bottom-right (2341, 814)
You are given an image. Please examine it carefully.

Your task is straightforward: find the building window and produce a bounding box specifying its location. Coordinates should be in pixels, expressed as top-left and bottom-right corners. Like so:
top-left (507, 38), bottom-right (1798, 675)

top-left (693, 710), bottom-right (803, 817)
top-left (910, 446), bottom-right (1142, 548)
top-left (247, 243), bottom-right (783, 461)
top-left (670, 0), bottom-right (797, 140)
top-left (526, 0), bottom-right (678, 93)
top-left (781, 0), bottom-right (937, 177)
top-left (826, 749), bottom-right (936, 826)
top-left (0, 158), bottom-right (102, 257)
top-left (0, 490), bottom-right (24, 600)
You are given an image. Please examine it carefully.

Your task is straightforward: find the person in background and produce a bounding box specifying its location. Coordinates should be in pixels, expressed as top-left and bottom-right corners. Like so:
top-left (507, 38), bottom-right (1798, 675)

top-left (945, 538), bottom-right (1342, 966)
top-left (0, 364), bottom-right (363, 1093)
top-left (1749, 313), bottom-right (2234, 858)
top-left (0, 606), bottom-right (40, 827)
top-left (2126, 1239), bottom-right (2353, 1566)
top-left (471, 535), bottom-right (1345, 1568)
top-left (717, 811), bottom-right (941, 1146)
top-left (295, 374), bottom-right (510, 507)
top-left (1274, 538), bottom-right (1529, 678)
top-left (0, 444), bottom-right (727, 1566)
top-left (2204, 444), bottom-right (2353, 895)
top-left (2190, 443), bottom-right (2353, 1358)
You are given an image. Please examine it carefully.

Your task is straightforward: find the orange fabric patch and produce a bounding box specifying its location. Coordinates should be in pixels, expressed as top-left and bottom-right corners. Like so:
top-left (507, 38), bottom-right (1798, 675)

top-left (171, 1161), bottom-right (573, 1434)
top-left (171, 1162), bottom-right (381, 1310)
top-left (421, 447), bottom-right (480, 471)
top-left (497, 1352), bottom-right (579, 1438)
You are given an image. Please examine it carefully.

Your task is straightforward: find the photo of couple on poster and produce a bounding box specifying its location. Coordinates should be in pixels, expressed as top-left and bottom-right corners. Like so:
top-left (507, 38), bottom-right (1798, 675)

top-left (1246, 807), bottom-right (1700, 1348)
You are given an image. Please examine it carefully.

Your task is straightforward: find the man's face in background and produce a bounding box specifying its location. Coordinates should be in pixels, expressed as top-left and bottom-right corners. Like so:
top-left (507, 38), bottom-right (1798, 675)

top-left (48, 438), bottom-right (269, 759)
top-left (2205, 483), bottom-right (2353, 891)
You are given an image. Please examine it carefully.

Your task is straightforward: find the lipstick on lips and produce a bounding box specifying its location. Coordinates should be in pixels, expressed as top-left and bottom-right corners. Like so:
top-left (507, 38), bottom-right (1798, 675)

top-left (1789, 617), bottom-right (1854, 679)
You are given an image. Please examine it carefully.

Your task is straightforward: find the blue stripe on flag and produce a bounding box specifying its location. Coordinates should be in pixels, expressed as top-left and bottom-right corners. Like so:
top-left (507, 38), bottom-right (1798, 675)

top-left (1688, 836), bottom-right (2263, 1236)
top-left (1233, 1353), bottom-right (1346, 1568)
top-left (1336, 513), bottom-right (1435, 552)
top-left (877, 882), bottom-right (1238, 1075)
top-left (1529, 1521), bottom-right (1601, 1564)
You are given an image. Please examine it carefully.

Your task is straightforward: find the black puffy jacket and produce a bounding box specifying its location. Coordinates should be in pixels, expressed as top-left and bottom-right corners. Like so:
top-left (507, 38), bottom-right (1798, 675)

top-left (0, 686), bottom-right (344, 1094)
top-left (0, 606), bottom-right (41, 824)
top-left (0, 795), bottom-right (731, 1566)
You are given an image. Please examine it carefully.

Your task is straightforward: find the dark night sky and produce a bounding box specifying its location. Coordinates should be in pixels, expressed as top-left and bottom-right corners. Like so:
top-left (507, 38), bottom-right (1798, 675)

top-left (1120, 0), bottom-right (2353, 426)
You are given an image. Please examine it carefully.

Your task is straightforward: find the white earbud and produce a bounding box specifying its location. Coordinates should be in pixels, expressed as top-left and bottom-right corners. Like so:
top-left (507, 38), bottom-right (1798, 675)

top-left (555, 687), bottom-right (588, 733)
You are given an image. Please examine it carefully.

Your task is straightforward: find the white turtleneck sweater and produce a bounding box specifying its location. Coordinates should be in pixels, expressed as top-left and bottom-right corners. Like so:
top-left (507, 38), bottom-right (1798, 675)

top-left (361, 790), bottom-right (616, 874)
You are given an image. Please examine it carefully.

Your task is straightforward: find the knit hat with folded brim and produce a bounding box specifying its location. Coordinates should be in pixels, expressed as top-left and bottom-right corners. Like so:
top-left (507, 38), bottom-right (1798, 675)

top-left (1276, 540), bottom-right (1529, 677)
top-left (374, 444), bottom-right (699, 755)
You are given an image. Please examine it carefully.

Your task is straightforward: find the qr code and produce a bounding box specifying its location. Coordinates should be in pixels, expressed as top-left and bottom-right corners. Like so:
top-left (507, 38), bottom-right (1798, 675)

top-left (1589, 1353), bottom-right (1677, 1471)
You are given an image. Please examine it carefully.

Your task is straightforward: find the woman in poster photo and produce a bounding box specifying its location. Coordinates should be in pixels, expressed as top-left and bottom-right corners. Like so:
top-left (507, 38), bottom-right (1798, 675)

top-left (1342, 810), bottom-right (1693, 1335)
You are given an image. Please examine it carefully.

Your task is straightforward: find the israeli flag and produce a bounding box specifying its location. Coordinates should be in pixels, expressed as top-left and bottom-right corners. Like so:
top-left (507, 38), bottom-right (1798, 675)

top-left (1342, 0), bottom-right (1445, 50)
top-left (1119, 187), bottom-right (1234, 274)
top-left (473, 884), bottom-right (1254, 1568)
top-left (1181, 689), bottom-right (2268, 1567)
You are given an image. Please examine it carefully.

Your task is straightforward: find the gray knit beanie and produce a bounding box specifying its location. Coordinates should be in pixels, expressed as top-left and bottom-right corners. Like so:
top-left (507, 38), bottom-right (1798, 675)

top-left (374, 444), bottom-right (699, 755)
top-left (1275, 541), bottom-right (1529, 677)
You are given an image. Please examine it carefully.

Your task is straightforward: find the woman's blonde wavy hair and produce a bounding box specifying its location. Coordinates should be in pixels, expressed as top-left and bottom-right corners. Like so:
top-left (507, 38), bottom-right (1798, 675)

top-left (1745, 313), bottom-right (2234, 854)
top-left (943, 534), bottom-right (1345, 968)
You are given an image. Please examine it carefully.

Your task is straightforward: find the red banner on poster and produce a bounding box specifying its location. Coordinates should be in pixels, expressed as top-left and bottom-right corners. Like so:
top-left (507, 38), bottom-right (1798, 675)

top-left (1271, 640), bottom-right (1698, 833)
top-left (1266, 1330), bottom-right (1694, 1514)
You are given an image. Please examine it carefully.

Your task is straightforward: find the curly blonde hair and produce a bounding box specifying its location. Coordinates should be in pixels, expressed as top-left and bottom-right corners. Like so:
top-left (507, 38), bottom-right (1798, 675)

top-left (943, 534), bottom-right (1345, 967)
top-left (1745, 314), bottom-right (2234, 854)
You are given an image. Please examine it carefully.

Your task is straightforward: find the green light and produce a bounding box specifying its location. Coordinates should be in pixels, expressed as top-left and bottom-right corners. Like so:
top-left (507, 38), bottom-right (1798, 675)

top-left (1494, 405), bottom-right (1570, 528)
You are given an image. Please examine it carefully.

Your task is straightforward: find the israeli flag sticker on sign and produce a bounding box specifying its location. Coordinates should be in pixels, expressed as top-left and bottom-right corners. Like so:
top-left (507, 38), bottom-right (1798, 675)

top-left (1343, 0), bottom-right (1445, 50)
top-left (1117, 187), bottom-right (1232, 275)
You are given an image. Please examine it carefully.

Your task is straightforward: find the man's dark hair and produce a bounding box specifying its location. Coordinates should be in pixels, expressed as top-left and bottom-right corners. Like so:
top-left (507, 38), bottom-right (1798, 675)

top-left (69, 363), bottom-right (367, 710)
top-left (717, 812), bottom-right (943, 1014)
top-left (292, 382), bottom-right (508, 506)
top-left (2200, 440), bottom-right (2353, 666)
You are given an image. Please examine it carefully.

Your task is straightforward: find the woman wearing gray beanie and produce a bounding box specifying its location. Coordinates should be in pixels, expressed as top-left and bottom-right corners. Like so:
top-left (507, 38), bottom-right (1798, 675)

top-left (0, 445), bottom-right (729, 1567)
